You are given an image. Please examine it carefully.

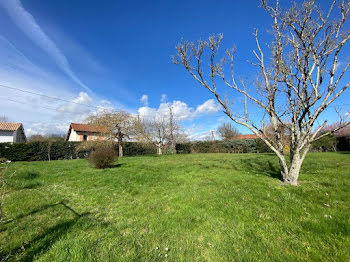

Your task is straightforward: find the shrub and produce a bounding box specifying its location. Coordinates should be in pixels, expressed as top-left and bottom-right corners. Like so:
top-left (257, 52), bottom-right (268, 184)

top-left (88, 142), bottom-right (118, 169)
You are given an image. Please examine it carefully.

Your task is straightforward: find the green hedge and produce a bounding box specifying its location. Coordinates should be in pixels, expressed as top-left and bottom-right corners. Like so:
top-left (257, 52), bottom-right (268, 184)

top-left (123, 142), bottom-right (156, 156)
top-left (175, 136), bottom-right (350, 154)
top-left (336, 137), bottom-right (350, 151)
top-left (0, 142), bottom-right (84, 161)
top-left (0, 141), bottom-right (157, 161)
top-left (311, 135), bottom-right (350, 152)
top-left (176, 139), bottom-right (273, 154)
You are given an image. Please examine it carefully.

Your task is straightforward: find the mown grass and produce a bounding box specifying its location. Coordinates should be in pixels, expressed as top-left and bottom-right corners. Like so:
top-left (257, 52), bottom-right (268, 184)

top-left (0, 152), bottom-right (349, 261)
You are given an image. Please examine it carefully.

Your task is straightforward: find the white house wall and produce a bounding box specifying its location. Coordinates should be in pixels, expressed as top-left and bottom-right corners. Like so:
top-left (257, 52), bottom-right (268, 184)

top-left (68, 129), bottom-right (79, 141)
top-left (68, 129), bottom-right (108, 142)
top-left (0, 130), bottom-right (14, 143)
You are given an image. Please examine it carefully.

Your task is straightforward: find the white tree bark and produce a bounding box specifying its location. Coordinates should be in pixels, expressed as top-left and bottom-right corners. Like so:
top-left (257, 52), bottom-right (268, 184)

top-left (118, 143), bottom-right (123, 158)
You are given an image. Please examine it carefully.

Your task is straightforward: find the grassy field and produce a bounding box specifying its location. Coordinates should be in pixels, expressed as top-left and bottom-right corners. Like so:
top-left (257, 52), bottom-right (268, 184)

top-left (0, 153), bottom-right (349, 261)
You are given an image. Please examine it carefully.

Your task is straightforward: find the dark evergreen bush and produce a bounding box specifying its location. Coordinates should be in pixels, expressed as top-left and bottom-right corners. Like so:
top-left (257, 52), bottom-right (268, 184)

top-left (175, 143), bottom-right (191, 154)
top-left (336, 137), bottom-right (350, 151)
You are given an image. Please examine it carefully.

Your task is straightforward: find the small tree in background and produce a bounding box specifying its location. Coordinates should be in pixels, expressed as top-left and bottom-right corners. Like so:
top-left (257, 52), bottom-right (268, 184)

top-left (134, 108), bottom-right (188, 154)
top-left (134, 117), bottom-right (167, 155)
top-left (217, 123), bottom-right (240, 140)
top-left (86, 110), bottom-right (134, 157)
top-left (28, 134), bottom-right (65, 142)
top-left (166, 105), bottom-right (188, 152)
top-left (28, 134), bottom-right (65, 161)
top-left (174, 0), bottom-right (350, 185)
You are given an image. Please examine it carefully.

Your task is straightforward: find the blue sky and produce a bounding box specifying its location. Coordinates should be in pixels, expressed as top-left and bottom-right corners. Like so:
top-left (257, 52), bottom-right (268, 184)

top-left (0, 0), bottom-right (349, 139)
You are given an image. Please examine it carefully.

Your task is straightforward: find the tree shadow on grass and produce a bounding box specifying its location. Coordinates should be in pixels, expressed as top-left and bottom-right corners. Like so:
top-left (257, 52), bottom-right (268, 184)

top-left (1, 201), bottom-right (91, 261)
top-left (9, 171), bottom-right (43, 190)
top-left (109, 163), bottom-right (124, 168)
top-left (2, 200), bottom-right (79, 225)
top-left (240, 157), bottom-right (282, 180)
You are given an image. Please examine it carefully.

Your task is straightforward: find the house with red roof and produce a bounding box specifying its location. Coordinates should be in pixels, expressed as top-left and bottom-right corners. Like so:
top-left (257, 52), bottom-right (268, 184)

top-left (235, 134), bottom-right (259, 140)
top-left (0, 122), bottom-right (27, 143)
top-left (65, 123), bottom-right (109, 142)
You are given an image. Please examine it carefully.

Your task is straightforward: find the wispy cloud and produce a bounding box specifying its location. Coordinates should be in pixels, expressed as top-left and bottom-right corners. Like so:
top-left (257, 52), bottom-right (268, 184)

top-left (0, 0), bottom-right (90, 91)
top-left (140, 94), bottom-right (149, 107)
top-left (160, 94), bottom-right (167, 103)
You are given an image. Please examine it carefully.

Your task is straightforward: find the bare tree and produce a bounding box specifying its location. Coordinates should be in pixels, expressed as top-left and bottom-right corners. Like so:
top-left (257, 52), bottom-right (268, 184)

top-left (28, 134), bottom-right (46, 142)
top-left (28, 134), bottom-right (65, 142)
top-left (86, 110), bottom-right (134, 157)
top-left (134, 110), bottom-right (187, 155)
top-left (168, 105), bottom-right (176, 153)
top-left (166, 105), bottom-right (187, 152)
top-left (134, 116), bottom-right (167, 155)
top-left (173, 0), bottom-right (350, 185)
top-left (318, 122), bottom-right (350, 137)
top-left (217, 123), bottom-right (241, 140)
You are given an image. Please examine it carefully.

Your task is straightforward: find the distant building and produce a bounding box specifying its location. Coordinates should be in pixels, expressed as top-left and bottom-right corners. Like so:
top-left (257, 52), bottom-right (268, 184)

top-left (0, 122), bottom-right (27, 143)
top-left (65, 123), bottom-right (109, 142)
top-left (235, 134), bottom-right (259, 140)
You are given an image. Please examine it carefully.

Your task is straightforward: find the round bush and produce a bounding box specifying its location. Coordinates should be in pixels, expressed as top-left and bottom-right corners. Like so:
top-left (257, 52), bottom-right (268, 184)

top-left (88, 142), bottom-right (118, 169)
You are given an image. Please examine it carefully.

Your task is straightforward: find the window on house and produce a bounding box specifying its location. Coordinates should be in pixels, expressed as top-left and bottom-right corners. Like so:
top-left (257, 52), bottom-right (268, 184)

top-left (83, 134), bottom-right (88, 141)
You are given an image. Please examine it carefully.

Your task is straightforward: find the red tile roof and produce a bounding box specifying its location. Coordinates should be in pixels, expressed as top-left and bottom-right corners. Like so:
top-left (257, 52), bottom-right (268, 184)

top-left (0, 122), bottom-right (22, 131)
top-left (235, 134), bottom-right (259, 139)
top-left (70, 123), bottom-right (108, 133)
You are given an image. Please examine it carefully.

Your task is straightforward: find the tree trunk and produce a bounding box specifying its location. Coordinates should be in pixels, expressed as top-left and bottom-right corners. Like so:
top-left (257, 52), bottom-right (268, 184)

top-left (118, 143), bottom-right (123, 158)
top-left (47, 142), bottom-right (52, 161)
top-left (156, 143), bottom-right (162, 155)
top-left (284, 150), bottom-right (302, 186)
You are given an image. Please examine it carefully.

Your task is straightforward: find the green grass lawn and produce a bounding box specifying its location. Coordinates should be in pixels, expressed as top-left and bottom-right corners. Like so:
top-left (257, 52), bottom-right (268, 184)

top-left (1, 153), bottom-right (349, 261)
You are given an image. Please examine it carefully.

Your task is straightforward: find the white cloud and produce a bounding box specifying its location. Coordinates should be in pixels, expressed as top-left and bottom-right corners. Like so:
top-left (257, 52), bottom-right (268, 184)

top-left (0, 0), bottom-right (90, 91)
top-left (56, 92), bottom-right (93, 114)
top-left (140, 94), bottom-right (149, 107)
top-left (26, 122), bottom-right (69, 136)
top-left (195, 99), bottom-right (222, 114)
top-left (184, 124), bottom-right (219, 141)
top-left (138, 98), bottom-right (222, 121)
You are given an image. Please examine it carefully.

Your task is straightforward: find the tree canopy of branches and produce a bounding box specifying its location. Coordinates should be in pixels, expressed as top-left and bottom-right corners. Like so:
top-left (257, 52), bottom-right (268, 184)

top-left (85, 110), bottom-right (134, 157)
top-left (134, 107), bottom-right (187, 155)
top-left (217, 123), bottom-right (241, 140)
top-left (173, 0), bottom-right (350, 185)
top-left (28, 134), bottom-right (65, 142)
top-left (136, 117), bottom-right (168, 155)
